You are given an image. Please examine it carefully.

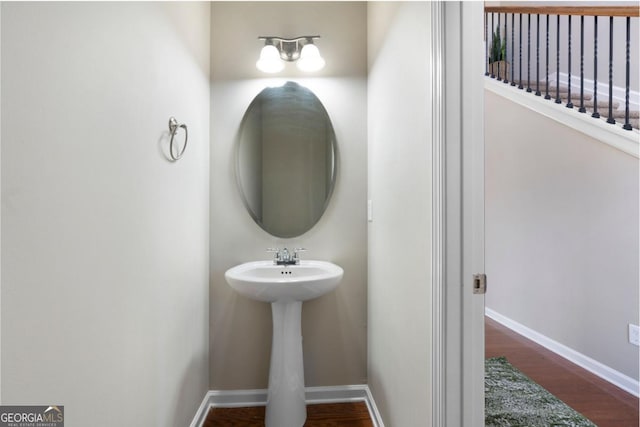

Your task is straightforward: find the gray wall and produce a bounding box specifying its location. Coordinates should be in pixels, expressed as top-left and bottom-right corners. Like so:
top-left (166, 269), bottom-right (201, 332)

top-left (1, 3), bottom-right (210, 425)
top-left (485, 89), bottom-right (639, 381)
top-left (367, 2), bottom-right (433, 425)
top-left (209, 2), bottom-right (368, 389)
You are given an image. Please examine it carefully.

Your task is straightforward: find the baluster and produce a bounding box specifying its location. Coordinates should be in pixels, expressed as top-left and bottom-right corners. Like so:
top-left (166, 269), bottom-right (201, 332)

top-left (518, 14), bottom-right (523, 89)
top-left (545, 14), bottom-right (551, 99)
top-left (607, 16), bottom-right (615, 124)
top-left (592, 16), bottom-right (600, 118)
top-left (535, 14), bottom-right (541, 95)
top-left (504, 13), bottom-right (510, 84)
top-left (527, 14), bottom-right (532, 92)
top-left (579, 15), bottom-right (586, 113)
top-left (491, 12), bottom-right (496, 78)
top-left (555, 15), bottom-right (562, 104)
top-left (511, 13), bottom-right (516, 86)
top-left (485, 12), bottom-right (489, 76)
top-left (567, 15), bottom-right (574, 108)
top-left (497, 13), bottom-right (502, 81)
top-left (623, 16), bottom-right (632, 130)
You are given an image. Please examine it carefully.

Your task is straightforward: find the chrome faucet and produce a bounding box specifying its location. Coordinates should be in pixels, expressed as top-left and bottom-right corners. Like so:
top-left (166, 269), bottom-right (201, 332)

top-left (267, 247), bottom-right (307, 265)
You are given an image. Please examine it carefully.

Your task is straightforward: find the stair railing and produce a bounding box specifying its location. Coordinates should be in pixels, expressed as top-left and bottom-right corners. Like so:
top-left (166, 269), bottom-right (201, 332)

top-left (485, 6), bottom-right (639, 131)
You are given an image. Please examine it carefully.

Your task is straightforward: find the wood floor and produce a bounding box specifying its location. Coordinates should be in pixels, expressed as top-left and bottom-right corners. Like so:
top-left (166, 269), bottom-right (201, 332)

top-left (203, 401), bottom-right (373, 426)
top-left (204, 319), bottom-right (638, 426)
top-left (486, 316), bottom-right (640, 427)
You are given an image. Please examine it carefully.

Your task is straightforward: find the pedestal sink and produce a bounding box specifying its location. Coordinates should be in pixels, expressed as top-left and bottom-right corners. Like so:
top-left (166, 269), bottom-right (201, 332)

top-left (225, 259), bottom-right (343, 427)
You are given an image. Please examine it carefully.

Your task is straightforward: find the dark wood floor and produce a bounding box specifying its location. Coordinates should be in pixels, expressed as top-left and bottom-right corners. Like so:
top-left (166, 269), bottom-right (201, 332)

top-left (203, 401), bottom-right (373, 426)
top-left (486, 316), bottom-right (640, 427)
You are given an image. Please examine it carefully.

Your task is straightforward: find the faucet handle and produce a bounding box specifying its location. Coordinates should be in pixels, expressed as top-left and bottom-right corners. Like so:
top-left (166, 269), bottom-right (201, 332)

top-left (293, 248), bottom-right (307, 262)
top-left (266, 248), bottom-right (281, 262)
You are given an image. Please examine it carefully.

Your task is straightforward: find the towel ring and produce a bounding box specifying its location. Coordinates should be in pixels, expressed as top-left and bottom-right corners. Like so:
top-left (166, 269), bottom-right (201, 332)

top-left (168, 117), bottom-right (188, 161)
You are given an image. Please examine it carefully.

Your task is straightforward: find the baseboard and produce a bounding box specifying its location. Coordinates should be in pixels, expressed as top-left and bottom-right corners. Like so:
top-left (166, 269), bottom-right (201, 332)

top-left (189, 384), bottom-right (385, 427)
top-left (486, 307), bottom-right (640, 397)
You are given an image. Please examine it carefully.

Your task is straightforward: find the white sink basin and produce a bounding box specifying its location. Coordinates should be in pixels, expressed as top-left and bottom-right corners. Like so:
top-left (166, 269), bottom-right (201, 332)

top-left (224, 258), bottom-right (343, 427)
top-left (224, 260), bottom-right (343, 303)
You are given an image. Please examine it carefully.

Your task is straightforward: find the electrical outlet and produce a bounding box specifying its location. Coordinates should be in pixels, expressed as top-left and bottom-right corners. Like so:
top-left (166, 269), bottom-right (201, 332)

top-left (628, 324), bottom-right (640, 346)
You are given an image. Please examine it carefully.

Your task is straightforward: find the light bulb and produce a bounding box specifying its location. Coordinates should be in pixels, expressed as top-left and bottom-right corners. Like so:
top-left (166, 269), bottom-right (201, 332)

top-left (256, 44), bottom-right (284, 73)
top-left (297, 43), bottom-right (325, 72)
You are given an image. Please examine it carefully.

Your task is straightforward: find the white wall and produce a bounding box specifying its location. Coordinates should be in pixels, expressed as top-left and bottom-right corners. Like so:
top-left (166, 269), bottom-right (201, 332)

top-left (209, 2), bottom-right (368, 389)
top-left (485, 89), bottom-right (639, 381)
top-left (0, 3), bottom-right (3, 403)
top-left (367, 2), bottom-right (432, 425)
top-left (1, 3), bottom-right (210, 425)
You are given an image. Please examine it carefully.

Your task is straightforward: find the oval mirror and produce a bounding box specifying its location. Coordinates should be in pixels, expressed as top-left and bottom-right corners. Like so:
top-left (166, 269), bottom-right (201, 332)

top-left (236, 81), bottom-right (337, 238)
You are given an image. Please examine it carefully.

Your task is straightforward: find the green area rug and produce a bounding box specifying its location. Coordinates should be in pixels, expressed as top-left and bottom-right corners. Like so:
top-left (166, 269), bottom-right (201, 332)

top-left (485, 357), bottom-right (598, 427)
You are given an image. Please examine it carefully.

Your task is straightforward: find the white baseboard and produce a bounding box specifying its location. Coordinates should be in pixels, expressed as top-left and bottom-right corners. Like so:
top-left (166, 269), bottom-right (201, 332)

top-left (486, 307), bottom-right (640, 397)
top-left (189, 384), bottom-right (385, 427)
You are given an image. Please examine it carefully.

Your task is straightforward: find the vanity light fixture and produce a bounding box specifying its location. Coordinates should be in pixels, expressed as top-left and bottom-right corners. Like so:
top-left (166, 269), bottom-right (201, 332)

top-left (256, 36), bottom-right (325, 73)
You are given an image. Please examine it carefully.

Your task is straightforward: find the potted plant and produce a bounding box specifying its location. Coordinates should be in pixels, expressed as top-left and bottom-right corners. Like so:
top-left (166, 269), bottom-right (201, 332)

top-left (489, 27), bottom-right (509, 80)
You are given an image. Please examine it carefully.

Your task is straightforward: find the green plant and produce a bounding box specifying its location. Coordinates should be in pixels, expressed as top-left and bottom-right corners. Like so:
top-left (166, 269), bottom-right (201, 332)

top-left (490, 28), bottom-right (506, 63)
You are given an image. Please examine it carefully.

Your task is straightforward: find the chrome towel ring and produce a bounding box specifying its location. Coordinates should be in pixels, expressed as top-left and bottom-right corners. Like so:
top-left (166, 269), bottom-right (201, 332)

top-left (168, 116), bottom-right (188, 161)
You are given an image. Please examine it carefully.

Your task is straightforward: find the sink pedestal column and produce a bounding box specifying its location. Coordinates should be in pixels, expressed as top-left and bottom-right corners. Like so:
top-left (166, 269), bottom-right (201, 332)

top-left (265, 301), bottom-right (306, 427)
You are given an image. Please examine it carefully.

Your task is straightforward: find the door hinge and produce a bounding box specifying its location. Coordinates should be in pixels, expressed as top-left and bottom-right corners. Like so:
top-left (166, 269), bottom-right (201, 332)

top-left (473, 273), bottom-right (487, 294)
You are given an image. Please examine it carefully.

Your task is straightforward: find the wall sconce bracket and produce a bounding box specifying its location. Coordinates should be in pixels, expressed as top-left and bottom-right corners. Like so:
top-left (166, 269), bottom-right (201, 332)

top-left (256, 35), bottom-right (325, 73)
top-left (258, 36), bottom-right (320, 62)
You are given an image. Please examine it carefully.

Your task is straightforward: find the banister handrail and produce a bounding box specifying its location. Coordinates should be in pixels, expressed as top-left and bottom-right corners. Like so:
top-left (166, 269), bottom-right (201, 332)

top-left (484, 6), bottom-right (639, 18)
top-left (484, 5), bottom-right (639, 132)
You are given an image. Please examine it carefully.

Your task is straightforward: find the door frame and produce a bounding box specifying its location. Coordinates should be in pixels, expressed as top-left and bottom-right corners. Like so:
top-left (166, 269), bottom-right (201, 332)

top-left (432, 2), bottom-right (485, 426)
